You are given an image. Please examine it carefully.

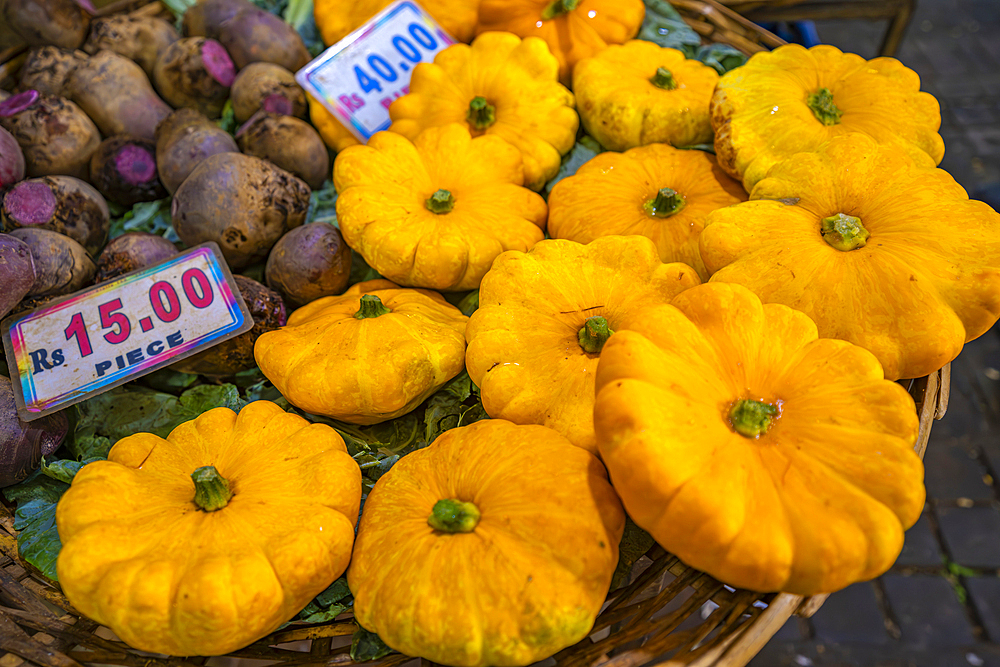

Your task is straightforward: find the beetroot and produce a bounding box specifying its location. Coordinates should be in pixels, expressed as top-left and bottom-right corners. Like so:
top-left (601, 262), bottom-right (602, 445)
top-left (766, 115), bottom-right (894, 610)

top-left (89, 136), bottom-right (166, 206)
top-left (82, 14), bottom-right (179, 78)
top-left (0, 90), bottom-right (99, 180)
top-left (18, 46), bottom-right (88, 97)
top-left (0, 375), bottom-right (68, 488)
top-left (154, 108), bottom-right (239, 194)
top-left (0, 127), bottom-right (25, 189)
top-left (230, 62), bottom-right (306, 124)
top-left (0, 0), bottom-right (90, 49)
top-left (182, 0), bottom-right (250, 38)
top-left (9, 227), bottom-right (94, 297)
top-left (153, 37), bottom-right (235, 119)
top-left (218, 8), bottom-right (311, 72)
top-left (0, 234), bottom-right (37, 319)
top-left (265, 223), bottom-right (351, 307)
top-left (1, 176), bottom-right (108, 255)
top-left (95, 231), bottom-right (177, 283)
top-left (236, 111), bottom-right (329, 190)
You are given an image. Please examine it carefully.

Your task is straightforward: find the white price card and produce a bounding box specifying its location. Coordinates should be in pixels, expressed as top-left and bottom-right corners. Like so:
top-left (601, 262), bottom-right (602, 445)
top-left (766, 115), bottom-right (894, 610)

top-left (296, 0), bottom-right (455, 142)
top-left (2, 243), bottom-right (253, 421)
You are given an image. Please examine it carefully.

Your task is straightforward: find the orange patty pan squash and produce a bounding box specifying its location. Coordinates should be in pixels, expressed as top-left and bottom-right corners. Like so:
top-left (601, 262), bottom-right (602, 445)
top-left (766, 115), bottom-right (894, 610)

top-left (700, 133), bottom-right (1000, 381)
top-left (56, 400), bottom-right (362, 656)
top-left (347, 419), bottom-right (626, 667)
top-left (547, 143), bottom-right (746, 280)
top-left (334, 124), bottom-right (547, 291)
top-left (314, 0), bottom-right (479, 46)
top-left (255, 279), bottom-right (469, 424)
top-left (476, 0), bottom-right (645, 87)
top-left (308, 93), bottom-right (359, 154)
top-left (573, 41), bottom-right (718, 151)
top-left (594, 282), bottom-right (925, 596)
top-left (388, 31), bottom-right (578, 191)
top-left (711, 44), bottom-right (944, 191)
top-left (466, 236), bottom-right (700, 453)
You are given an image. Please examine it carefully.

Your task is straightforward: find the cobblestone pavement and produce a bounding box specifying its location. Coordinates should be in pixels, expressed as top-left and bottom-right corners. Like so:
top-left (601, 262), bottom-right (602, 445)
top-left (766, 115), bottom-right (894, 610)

top-left (750, 1), bottom-right (1000, 664)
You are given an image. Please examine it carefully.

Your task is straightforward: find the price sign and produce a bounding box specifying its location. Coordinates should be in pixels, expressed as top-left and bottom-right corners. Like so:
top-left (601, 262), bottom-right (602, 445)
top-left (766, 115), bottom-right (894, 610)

top-left (296, 0), bottom-right (454, 142)
top-left (2, 243), bottom-right (253, 421)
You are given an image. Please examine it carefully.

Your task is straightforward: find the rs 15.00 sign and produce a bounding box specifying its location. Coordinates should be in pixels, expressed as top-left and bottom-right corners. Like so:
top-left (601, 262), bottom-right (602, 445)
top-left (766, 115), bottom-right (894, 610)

top-left (2, 243), bottom-right (252, 421)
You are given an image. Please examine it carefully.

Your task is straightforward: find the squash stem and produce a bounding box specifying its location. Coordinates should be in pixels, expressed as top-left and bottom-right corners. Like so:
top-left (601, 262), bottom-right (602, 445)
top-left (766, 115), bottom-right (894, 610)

top-left (425, 188), bottom-right (456, 214)
top-left (821, 213), bottom-right (869, 251)
top-left (729, 399), bottom-right (778, 438)
top-left (807, 87), bottom-right (843, 126)
top-left (644, 188), bottom-right (686, 218)
top-left (650, 67), bottom-right (678, 90)
top-left (578, 316), bottom-right (614, 354)
top-left (466, 96), bottom-right (496, 130)
top-left (192, 466), bottom-right (232, 511)
top-left (355, 294), bottom-right (392, 319)
top-left (428, 499), bottom-right (480, 532)
top-left (541, 0), bottom-right (580, 20)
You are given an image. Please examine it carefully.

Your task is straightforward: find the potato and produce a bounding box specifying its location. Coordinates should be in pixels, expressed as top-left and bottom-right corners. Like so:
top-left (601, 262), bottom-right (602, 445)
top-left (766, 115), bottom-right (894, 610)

top-left (171, 152), bottom-right (309, 269)
top-left (18, 46), bottom-right (88, 97)
top-left (95, 231), bottom-right (177, 283)
top-left (0, 0), bottom-right (90, 49)
top-left (83, 14), bottom-right (179, 78)
top-left (67, 50), bottom-right (173, 142)
top-left (236, 112), bottom-right (329, 190)
top-left (1, 175), bottom-right (109, 255)
top-left (9, 227), bottom-right (95, 297)
top-left (89, 136), bottom-right (166, 206)
top-left (154, 108), bottom-right (239, 194)
top-left (218, 8), bottom-right (310, 72)
top-left (265, 223), bottom-right (351, 307)
top-left (153, 37), bottom-right (236, 119)
top-left (230, 62), bottom-right (306, 124)
top-left (0, 90), bottom-right (99, 180)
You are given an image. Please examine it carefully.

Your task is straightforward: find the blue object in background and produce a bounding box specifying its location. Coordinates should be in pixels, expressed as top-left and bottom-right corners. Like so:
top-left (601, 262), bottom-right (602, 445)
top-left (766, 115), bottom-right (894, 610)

top-left (757, 20), bottom-right (821, 47)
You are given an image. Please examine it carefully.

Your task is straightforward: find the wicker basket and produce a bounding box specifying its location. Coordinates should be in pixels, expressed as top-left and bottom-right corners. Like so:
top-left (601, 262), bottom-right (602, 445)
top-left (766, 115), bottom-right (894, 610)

top-left (0, 4), bottom-right (943, 667)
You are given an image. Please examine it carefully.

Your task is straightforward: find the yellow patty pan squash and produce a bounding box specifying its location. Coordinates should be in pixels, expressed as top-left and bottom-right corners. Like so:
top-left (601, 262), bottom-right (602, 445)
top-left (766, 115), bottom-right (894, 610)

top-left (255, 279), bottom-right (468, 424)
top-left (55, 401), bottom-right (362, 656)
top-left (314, 0), bottom-right (478, 46)
top-left (547, 143), bottom-right (745, 280)
top-left (711, 44), bottom-right (944, 191)
top-left (308, 93), bottom-right (359, 153)
top-left (700, 133), bottom-right (1000, 381)
top-left (466, 236), bottom-right (700, 453)
top-left (334, 124), bottom-right (547, 291)
top-left (573, 41), bottom-right (718, 151)
top-left (348, 419), bottom-right (626, 667)
top-left (388, 31), bottom-right (578, 191)
top-left (476, 0), bottom-right (645, 88)
top-left (594, 282), bottom-right (925, 595)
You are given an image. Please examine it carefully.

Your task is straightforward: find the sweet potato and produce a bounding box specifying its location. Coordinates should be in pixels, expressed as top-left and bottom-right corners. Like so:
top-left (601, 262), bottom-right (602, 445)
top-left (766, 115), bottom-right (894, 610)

top-left (0, 233), bottom-right (37, 319)
top-left (0, 0), bottom-right (90, 49)
top-left (82, 14), bottom-right (179, 77)
top-left (218, 8), bottom-right (310, 72)
top-left (89, 136), bottom-right (166, 206)
top-left (1, 175), bottom-right (108, 255)
top-left (0, 90), bottom-right (99, 179)
top-left (9, 227), bottom-right (94, 296)
top-left (18, 46), bottom-right (88, 97)
top-left (0, 127), bottom-right (25, 189)
top-left (67, 50), bottom-right (172, 142)
top-left (153, 37), bottom-right (235, 118)
top-left (236, 111), bottom-right (328, 190)
top-left (0, 375), bottom-right (68, 488)
top-left (95, 231), bottom-right (177, 282)
top-left (154, 108), bottom-right (238, 194)
top-left (265, 222), bottom-right (351, 307)
top-left (171, 152), bottom-right (309, 269)
top-left (230, 62), bottom-right (306, 123)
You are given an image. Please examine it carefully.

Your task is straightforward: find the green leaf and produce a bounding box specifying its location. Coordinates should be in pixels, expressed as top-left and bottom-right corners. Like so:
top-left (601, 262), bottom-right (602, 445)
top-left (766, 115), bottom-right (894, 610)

top-left (307, 180), bottom-right (339, 226)
top-left (161, 0), bottom-right (197, 18)
top-left (423, 372), bottom-right (487, 446)
top-left (108, 199), bottom-right (180, 243)
top-left (216, 99), bottom-right (237, 135)
top-left (351, 627), bottom-right (394, 662)
top-left (3, 468), bottom-right (69, 581)
top-left (291, 576), bottom-right (353, 624)
top-left (542, 137), bottom-right (603, 198)
top-left (457, 290), bottom-right (479, 317)
top-left (141, 368), bottom-right (200, 394)
top-left (40, 457), bottom-right (99, 484)
top-left (284, 0), bottom-right (326, 56)
top-left (638, 0), bottom-right (702, 56)
top-left (696, 43), bottom-right (748, 74)
top-left (611, 518), bottom-right (656, 591)
top-left (348, 251), bottom-right (381, 285)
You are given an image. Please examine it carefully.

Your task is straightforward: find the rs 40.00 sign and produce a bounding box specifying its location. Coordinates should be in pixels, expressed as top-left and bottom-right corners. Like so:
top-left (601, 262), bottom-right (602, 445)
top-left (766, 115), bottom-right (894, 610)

top-left (2, 243), bottom-right (252, 421)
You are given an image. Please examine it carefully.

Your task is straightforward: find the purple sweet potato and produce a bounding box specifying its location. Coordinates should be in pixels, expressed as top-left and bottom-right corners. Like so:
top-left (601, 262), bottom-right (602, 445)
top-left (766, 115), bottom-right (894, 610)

top-left (218, 8), bottom-right (311, 72)
top-left (10, 227), bottom-right (94, 296)
top-left (0, 375), bottom-right (68, 488)
top-left (171, 152), bottom-right (309, 269)
top-left (230, 62), bottom-right (307, 124)
top-left (89, 136), bottom-right (166, 206)
top-left (0, 90), bottom-right (100, 179)
top-left (0, 0), bottom-right (90, 49)
top-left (82, 14), bottom-right (179, 78)
top-left (0, 233), bottom-right (37, 319)
top-left (154, 107), bottom-right (239, 194)
top-left (0, 127), bottom-right (26, 189)
top-left (171, 274), bottom-right (285, 376)
top-left (1, 175), bottom-right (108, 255)
top-left (236, 111), bottom-right (329, 190)
top-left (18, 46), bottom-right (88, 97)
top-left (95, 231), bottom-right (177, 283)
top-left (153, 37), bottom-right (235, 118)
top-left (265, 223), bottom-right (351, 307)
top-left (67, 50), bottom-right (172, 142)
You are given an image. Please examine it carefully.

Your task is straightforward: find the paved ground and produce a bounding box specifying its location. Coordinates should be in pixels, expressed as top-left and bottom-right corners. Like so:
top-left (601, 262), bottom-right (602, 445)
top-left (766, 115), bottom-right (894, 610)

top-left (750, 1), bottom-right (1000, 664)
